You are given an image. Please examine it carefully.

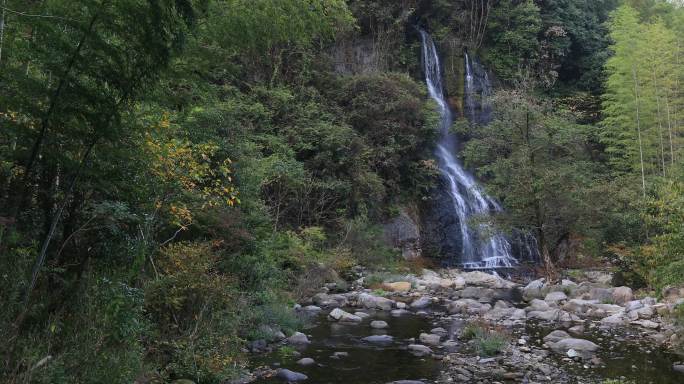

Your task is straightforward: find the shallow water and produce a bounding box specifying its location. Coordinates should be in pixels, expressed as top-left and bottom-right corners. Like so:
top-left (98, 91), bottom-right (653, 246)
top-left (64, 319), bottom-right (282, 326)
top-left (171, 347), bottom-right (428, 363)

top-left (250, 309), bottom-right (442, 384)
top-left (250, 305), bottom-right (683, 384)
top-left (525, 321), bottom-right (683, 384)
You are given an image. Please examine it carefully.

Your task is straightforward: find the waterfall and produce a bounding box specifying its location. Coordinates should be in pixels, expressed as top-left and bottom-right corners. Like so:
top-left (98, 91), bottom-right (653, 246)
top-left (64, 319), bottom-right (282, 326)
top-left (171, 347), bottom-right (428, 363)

top-left (464, 51), bottom-right (493, 125)
top-left (419, 29), bottom-right (517, 269)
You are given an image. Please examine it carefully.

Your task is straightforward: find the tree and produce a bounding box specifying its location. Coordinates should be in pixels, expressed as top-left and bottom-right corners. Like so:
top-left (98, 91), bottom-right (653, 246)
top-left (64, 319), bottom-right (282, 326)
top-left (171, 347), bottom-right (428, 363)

top-left (601, 4), bottom-right (683, 195)
top-left (483, 0), bottom-right (542, 82)
top-left (462, 86), bottom-right (596, 279)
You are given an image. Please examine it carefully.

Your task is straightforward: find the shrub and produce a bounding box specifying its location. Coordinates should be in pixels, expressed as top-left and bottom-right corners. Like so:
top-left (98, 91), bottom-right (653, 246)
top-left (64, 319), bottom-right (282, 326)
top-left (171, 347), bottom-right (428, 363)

top-left (461, 322), bottom-right (510, 356)
top-left (475, 331), bottom-right (509, 357)
top-left (145, 242), bottom-right (246, 383)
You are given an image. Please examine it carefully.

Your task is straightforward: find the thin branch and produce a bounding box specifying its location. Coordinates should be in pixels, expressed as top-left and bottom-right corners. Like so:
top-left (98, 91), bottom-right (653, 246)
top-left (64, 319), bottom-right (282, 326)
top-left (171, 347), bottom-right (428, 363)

top-left (0, 6), bottom-right (78, 22)
top-left (159, 226), bottom-right (186, 247)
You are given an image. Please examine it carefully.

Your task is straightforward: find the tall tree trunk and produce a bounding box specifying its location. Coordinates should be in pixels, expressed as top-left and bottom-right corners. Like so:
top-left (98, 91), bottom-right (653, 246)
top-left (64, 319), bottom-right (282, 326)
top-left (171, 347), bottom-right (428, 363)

top-left (652, 67), bottom-right (667, 176)
top-left (522, 109), bottom-right (557, 281)
top-left (0, 0), bottom-right (6, 66)
top-left (664, 93), bottom-right (675, 167)
top-left (633, 66), bottom-right (646, 197)
top-left (11, 10), bottom-right (101, 219)
top-left (22, 139), bottom-right (97, 309)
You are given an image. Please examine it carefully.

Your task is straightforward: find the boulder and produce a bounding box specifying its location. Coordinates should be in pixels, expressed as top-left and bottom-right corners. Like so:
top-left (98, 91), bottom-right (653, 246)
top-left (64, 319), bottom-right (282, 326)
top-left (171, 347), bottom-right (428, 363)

top-left (354, 311), bottom-right (371, 319)
top-left (625, 300), bottom-right (644, 312)
top-left (358, 293), bottom-right (394, 311)
top-left (525, 299), bottom-right (551, 312)
top-left (461, 271), bottom-right (515, 289)
top-left (452, 276), bottom-right (466, 290)
top-left (460, 286), bottom-right (498, 302)
top-left (383, 281), bottom-right (412, 292)
top-left (329, 308), bottom-right (360, 322)
top-left (600, 313), bottom-right (628, 326)
top-left (296, 358), bottom-right (315, 366)
top-left (370, 320), bottom-right (388, 329)
top-left (634, 306), bottom-right (655, 319)
top-left (410, 296), bottom-right (432, 309)
top-left (661, 285), bottom-right (684, 303)
top-left (631, 319), bottom-right (659, 329)
top-left (568, 325), bottom-right (584, 336)
top-left (584, 271), bottom-right (613, 285)
top-left (543, 330), bottom-right (571, 344)
top-left (550, 338), bottom-right (599, 355)
top-left (527, 309), bottom-right (562, 322)
top-left (419, 333), bottom-right (441, 346)
top-left (544, 291), bottom-right (568, 304)
top-left (590, 303), bottom-right (624, 315)
top-left (407, 344), bottom-right (432, 357)
top-left (612, 286), bottom-right (634, 305)
top-left (362, 335), bottom-right (393, 343)
top-left (303, 305), bottom-right (322, 312)
top-left (589, 288), bottom-right (613, 303)
top-left (287, 332), bottom-right (310, 345)
top-left (383, 210), bottom-right (421, 260)
top-left (563, 299), bottom-right (597, 315)
top-left (313, 293), bottom-right (348, 308)
top-left (447, 299), bottom-right (483, 314)
top-left (276, 369), bottom-right (308, 382)
top-left (523, 278), bottom-right (546, 299)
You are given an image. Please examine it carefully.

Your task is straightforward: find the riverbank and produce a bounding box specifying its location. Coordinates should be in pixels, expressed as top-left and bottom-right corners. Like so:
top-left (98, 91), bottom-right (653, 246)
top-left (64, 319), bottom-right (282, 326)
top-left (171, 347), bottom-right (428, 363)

top-left (238, 268), bottom-right (684, 383)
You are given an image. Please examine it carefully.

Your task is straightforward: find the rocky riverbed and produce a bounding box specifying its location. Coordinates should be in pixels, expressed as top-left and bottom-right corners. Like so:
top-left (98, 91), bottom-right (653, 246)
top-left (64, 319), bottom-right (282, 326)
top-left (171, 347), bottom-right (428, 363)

top-left (240, 268), bottom-right (684, 383)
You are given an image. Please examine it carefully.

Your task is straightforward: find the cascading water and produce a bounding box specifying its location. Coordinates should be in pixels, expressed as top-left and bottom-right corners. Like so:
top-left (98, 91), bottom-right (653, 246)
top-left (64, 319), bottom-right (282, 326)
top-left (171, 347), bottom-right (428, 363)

top-left (464, 51), bottom-right (493, 125)
top-left (419, 29), bottom-right (517, 269)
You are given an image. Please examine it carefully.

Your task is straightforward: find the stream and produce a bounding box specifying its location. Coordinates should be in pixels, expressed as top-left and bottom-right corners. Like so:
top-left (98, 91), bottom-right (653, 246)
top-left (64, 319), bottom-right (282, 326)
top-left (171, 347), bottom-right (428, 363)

top-left (250, 309), bottom-right (442, 384)
top-left (248, 304), bottom-right (683, 383)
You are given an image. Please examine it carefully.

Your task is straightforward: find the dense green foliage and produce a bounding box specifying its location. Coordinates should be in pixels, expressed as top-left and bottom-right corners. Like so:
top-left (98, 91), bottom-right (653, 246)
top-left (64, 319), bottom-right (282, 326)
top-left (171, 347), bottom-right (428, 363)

top-left (1, 0), bottom-right (683, 382)
top-left (0, 1), bottom-right (438, 382)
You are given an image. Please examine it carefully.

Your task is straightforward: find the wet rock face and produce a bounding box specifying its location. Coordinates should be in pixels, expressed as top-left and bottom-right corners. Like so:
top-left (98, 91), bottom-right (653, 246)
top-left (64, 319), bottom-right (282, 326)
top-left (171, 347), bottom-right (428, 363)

top-left (419, 183), bottom-right (464, 262)
top-left (464, 53), bottom-right (493, 125)
top-left (383, 210), bottom-right (422, 260)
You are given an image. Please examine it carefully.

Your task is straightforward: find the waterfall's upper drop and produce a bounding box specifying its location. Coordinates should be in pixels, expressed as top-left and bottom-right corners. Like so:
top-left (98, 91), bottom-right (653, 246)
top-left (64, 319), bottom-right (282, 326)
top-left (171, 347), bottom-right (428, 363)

top-left (418, 29), bottom-right (518, 270)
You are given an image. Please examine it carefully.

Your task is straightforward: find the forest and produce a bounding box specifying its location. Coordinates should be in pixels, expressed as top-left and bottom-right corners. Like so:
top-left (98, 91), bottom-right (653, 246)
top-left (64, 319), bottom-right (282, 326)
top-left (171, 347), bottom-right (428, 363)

top-left (0, 0), bottom-right (683, 383)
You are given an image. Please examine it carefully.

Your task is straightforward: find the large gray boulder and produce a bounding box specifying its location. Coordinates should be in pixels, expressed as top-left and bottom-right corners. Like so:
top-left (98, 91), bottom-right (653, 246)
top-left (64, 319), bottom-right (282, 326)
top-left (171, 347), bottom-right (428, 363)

top-left (357, 293), bottom-right (394, 311)
top-left (550, 338), bottom-right (599, 354)
top-left (410, 296), bottom-right (432, 309)
top-left (525, 299), bottom-right (551, 312)
top-left (460, 271), bottom-right (515, 289)
top-left (383, 210), bottom-right (422, 260)
top-left (563, 299), bottom-right (598, 315)
top-left (313, 293), bottom-right (348, 308)
top-left (600, 313), bottom-right (628, 326)
top-left (276, 369), bottom-right (308, 382)
top-left (589, 288), bottom-right (613, 303)
top-left (612, 286), bottom-right (634, 305)
top-left (447, 299), bottom-right (484, 315)
top-left (419, 333), bottom-right (441, 346)
top-left (523, 278), bottom-right (546, 299)
top-left (362, 335), bottom-right (394, 343)
top-left (287, 332), bottom-right (310, 345)
top-left (544, 291), bottom-right (568, 304)
top-left (296, 357), bottom-right (315, 366)
top-left (543, 330), bottom-right (571, 344)
top-left (407, 344), bottom-right (432, 356)
top-left (329, 308), bottom-right (362, 323)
